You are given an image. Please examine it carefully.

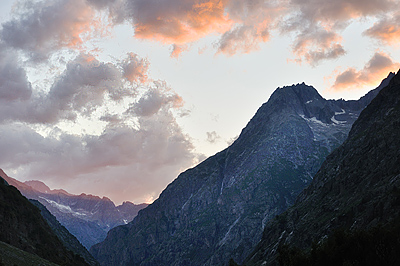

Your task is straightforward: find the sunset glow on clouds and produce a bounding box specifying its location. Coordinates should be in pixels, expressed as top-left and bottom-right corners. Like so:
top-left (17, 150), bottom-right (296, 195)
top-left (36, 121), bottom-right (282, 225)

top-left (1, 0), bottom-right (400, 204)
top-left (329, 52), bottom-right (400, 91)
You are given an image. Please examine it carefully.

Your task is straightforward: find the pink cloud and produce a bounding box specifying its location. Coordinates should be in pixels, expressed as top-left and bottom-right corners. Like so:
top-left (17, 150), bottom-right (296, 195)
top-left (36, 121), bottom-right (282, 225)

top-left (364, 14), bottom-right (400, 46)
top-left (0, 0), bottom-right (101, 61)
top-left (0, 112), bottom-right (197, 204)
top-left (129, 0), bottom-right (233, 44)
top-left (121, 52), bottom-right (149, 83)
top-left (290, 25), bottom-right (346, 65)
top-left (170, 44), bottom-right (189, 58)
top-left (329, 52), bottom-right (400, 91)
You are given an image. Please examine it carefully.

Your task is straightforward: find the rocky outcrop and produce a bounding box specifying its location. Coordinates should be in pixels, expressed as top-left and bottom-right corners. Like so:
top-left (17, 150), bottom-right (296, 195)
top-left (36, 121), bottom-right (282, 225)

top-left (91, 74), bottom-right (392, 266)
top-left (245, 70), bottom-right (400, 265)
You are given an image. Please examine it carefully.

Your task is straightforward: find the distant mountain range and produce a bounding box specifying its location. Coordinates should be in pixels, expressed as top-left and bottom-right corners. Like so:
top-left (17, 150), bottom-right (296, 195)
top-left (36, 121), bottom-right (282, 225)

top-left (245, 70), bottom-right (400, 265)
top-left (90, 72), bottom-right (395, 266)
top-left (0, 170), bottom-right (148, 249)
top-left (0, 175), bottom-right (94, 266)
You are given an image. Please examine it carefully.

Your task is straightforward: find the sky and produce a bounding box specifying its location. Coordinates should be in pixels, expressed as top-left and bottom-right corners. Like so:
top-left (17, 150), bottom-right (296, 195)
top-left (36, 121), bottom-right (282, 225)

top-left (0, 0), bottom-right (400, 205)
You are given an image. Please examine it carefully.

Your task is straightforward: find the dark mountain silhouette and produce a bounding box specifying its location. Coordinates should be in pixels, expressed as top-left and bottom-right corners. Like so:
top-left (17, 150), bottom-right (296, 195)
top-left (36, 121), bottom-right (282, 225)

top-left (245, 71), bottom-right (400, 265)
top-left (1, 171), bottom-right (148, 249)
top-left (0, 175), bottom-right (90, 265)
top-left (90, 73), bottom-right (393, 266)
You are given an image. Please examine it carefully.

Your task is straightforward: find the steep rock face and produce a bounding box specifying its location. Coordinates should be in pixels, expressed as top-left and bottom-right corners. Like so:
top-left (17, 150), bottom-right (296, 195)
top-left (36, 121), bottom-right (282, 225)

top-left (29, 199), bottom-right (99, 266)
top-left (0, 175), bottom-right (90, 266)
top-left (1, 172), bottom-right (148, 249)
top-left (90, 75), bottom-right (392, 266)
top-left (245, 71), bottom-right (400, 265)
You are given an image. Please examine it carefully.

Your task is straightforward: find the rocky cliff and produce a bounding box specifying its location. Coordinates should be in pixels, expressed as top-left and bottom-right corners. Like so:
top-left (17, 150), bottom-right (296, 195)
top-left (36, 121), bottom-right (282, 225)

top-left (245, 71), bottom-right (400, 265)
top-left (90, 74), bottom-right (392, 266)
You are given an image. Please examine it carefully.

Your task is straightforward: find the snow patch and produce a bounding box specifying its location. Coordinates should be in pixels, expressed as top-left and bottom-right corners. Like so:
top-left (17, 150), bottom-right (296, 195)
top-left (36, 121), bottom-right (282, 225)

top-left (335, 109), bottom-right (346, 115)
top-left (299, 114), bottom-right (327, 126)
top-left (39, 196), bottom-right (87, 217)
top-left (331, 116), bottom-right (346, 124)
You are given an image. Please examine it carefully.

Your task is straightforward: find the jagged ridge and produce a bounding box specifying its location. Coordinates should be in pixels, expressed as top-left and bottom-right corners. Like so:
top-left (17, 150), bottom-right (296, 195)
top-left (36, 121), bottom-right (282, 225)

top-left (245, 71), bottom-right (400, 265)
top-left (90, 74), bottom-right (393, 266)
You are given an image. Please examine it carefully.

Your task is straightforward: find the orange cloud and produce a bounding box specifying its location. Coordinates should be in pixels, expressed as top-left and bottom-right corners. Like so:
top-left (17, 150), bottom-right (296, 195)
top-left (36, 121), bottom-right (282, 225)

top-left (364, 15), bottom-right (400, 46)
top-left (0, 0), bottom-right (101, 60)
top-left (121, 53), bottom-right (149, 83)
top-left (329, 52), bottom-right (400, 91)
top-left (132, 0), bottom-right (233, 44)
top-left (170, 44), bottom-right (188, 58)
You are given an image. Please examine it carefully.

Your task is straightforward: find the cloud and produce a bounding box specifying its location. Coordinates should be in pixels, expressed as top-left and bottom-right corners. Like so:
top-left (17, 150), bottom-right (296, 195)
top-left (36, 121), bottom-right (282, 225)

top-left (127, 0), bottom-right (232, 44)
top-left (226, 135), bottom-right (238, 146)
top-left (217, 24), bottom-right (269, 55)
top-left (120, 52), bottom-right (149, 83)
top-left (216, 0), bottom-right (282, 55)
top-left (364, 14), bottom-right (400, 46)
top-left (289, 25), bottom-right (346, 65)
top-left (329, 52), bottom-right (400, 91)
top-left (290, 0), bottom-right (393, 22)
top-left (126, 81), bottom-right (183, 117)
top-left (0, 52), bottom-right (141, 124)
top-left (106, 0), bottom-right (393, 62)
top-left (0, 43), bottom-right (32, 102)
top-left (206, 131), bottom-right (220, 143)
top-left (0, 111), bottom-right (197, 204)
top-left (0, 0), bottom-right (100, 61)
top-left (170, 44), bottom-right (188, 58)
top-left (0, 42), bottom-right (197, 203)
top-left (2, 0), bottom-right (394, 64)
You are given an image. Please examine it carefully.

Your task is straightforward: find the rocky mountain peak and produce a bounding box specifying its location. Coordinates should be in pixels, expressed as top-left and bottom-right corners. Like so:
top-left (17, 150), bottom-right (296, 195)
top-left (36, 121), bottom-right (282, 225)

top-left (245, 70), bottom-right (400, 266)
top-left (90, 74), bottom-right (393, 266)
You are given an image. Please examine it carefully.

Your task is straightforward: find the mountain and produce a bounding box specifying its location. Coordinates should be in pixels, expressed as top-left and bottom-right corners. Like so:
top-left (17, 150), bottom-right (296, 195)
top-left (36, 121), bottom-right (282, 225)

top-left (0, 240), bottom-right (59, 266)
top-left (29, 199), bottom-right (99, 266)
top-left (90, 73), bottom-right (394, 266)
top-left (1, 171), bottom-right (148, 249)
top-left (0, 175), bottom-right (90, 265)
top-left (244, 71), bottom-right (400, 265)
